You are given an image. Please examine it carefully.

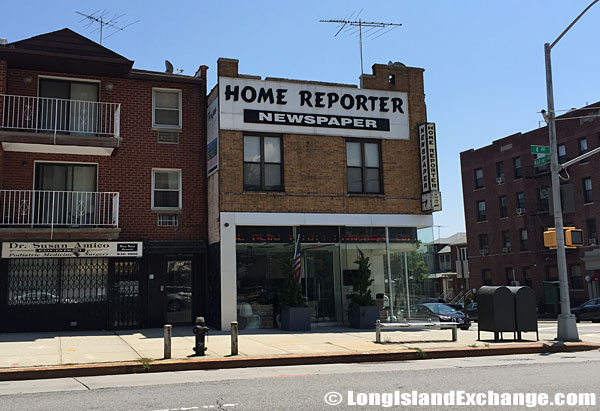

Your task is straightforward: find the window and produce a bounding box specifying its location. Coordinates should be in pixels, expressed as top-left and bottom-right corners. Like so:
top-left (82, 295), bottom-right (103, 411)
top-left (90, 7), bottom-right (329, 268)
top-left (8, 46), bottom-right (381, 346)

top-left (479, 234), bottom-right (489, 254)
top-left (439, 254), bottom-right (451, 271)
top-left (505, 267), bottom-right (515, 285)
top-left (153, 89), bottom-right (182, 129)
top-left (152, 169), bottom-right (181, 209)
top-left (477, 200), bottom-right (487, 222)
top-left (583, 177), bottom-right (593, 203)
top-left (499, 196), bottom-right (507, 218)
top-left (579, 137), bottom-right (588, 163)
top-left (474, 168), bottom-right (484, 189)
top-left (548, 266), bottom-right (558, 281)
top-left (520, 229), bottom-right (528, 251)
top-left (523, 267), bottom-right (533, 287)
top-left (482, 269), bottom-right (492, 285)
top-left (516, 192), bottom-right (525, 211)
top-left (346, 140), bottom-right (381, 193)
top-left (570, 265), bottom-right (583, 290)
top-left (458, 247), bottom-right (468, 261)
top-left (502, 231), bottom-right (511, 251)
top-left (496, 161), bottom-right (504, 180)
top-left (244, 135), bottom-right (283, 191)
top-left (513, 157), bottom-right (522, 179)
top-left (538, 187), bottom-right (550, 212)
top-left (558, 144), bottom-right (567, 163)
top-left (587, 219), bottom-right (597, 243)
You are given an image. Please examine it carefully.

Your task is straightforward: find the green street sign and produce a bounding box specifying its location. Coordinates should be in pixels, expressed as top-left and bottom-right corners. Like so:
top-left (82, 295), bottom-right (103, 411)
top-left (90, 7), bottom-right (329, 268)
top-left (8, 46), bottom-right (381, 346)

top-left (534, 155), bottom-right (551, 166)
top-left (531, 145), bottom-right (550, 154)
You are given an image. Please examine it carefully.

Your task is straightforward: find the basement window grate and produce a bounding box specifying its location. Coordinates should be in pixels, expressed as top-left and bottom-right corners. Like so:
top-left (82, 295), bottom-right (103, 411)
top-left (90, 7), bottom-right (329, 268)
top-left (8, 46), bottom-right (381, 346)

top-left (158, 214), bottom-right (179, 226)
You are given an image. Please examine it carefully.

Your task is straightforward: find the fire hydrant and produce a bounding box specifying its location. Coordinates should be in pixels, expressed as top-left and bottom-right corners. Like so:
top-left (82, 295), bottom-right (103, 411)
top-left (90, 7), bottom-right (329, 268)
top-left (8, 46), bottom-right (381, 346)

top-left (193, 316), bottom-right (209, 356)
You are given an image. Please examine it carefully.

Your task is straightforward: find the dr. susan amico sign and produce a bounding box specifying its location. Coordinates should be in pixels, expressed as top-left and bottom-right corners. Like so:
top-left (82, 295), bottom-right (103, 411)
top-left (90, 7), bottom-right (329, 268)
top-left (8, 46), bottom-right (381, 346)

top-left (219, 77), bottom-right (410, 140)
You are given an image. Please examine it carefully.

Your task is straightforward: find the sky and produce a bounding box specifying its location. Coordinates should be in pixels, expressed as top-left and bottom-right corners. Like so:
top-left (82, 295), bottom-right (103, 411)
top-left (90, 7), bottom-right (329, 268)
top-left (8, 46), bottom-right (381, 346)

top-left (2, 1), bottom-right (599, 239)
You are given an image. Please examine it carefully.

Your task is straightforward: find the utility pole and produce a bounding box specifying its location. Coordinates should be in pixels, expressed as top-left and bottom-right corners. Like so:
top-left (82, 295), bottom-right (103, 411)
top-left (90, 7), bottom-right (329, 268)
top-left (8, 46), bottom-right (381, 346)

top-left (321, 13), bottom-right (402, 75)
top-left (544, 0), bottom-right (598, 342)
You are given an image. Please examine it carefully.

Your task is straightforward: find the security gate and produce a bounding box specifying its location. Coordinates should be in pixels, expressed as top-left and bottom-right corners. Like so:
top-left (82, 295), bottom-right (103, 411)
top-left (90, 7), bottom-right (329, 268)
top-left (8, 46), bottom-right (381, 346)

top-left (2, 257), bottom-right (141, 332)
top-left (109, 260), bottom-right (141, 329)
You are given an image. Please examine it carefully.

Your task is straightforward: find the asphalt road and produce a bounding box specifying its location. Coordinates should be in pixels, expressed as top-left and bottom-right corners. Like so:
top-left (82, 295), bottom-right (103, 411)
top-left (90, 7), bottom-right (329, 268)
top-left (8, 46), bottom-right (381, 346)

top-left (1, 350), bottom-right (600, 410)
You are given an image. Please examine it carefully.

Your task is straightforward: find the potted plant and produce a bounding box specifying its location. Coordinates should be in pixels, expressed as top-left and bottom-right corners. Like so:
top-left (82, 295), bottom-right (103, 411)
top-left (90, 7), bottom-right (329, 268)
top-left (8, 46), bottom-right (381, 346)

top-left (278, 256), bottom-right (311, 331)
top-left (349, 249), bottom-right (379, 329)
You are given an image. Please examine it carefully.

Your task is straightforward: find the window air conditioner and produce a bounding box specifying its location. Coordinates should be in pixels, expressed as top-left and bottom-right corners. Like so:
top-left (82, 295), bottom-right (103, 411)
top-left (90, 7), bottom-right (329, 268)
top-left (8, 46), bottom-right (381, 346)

top-left (496, 176), bottom-right (505, 184)
top-left (516, 208), bottom-right (525, 215)
top-left (590, 238), bottom-right (597, 245)
top-left (502, 247), bottom-right (510, 253)
top-left (479, 248), bottom-right (489, 255)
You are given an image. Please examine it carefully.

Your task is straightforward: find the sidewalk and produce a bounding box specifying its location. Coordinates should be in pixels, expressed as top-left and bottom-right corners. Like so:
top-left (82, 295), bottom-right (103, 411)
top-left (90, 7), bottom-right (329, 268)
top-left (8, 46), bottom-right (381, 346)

top-left (0, 321), bottom-right (598, 380)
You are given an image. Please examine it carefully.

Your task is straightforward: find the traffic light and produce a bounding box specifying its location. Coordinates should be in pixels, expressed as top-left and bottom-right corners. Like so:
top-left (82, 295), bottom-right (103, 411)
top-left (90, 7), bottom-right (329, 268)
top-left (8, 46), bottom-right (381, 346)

top-left (543, 227), bottom-right (584, 249)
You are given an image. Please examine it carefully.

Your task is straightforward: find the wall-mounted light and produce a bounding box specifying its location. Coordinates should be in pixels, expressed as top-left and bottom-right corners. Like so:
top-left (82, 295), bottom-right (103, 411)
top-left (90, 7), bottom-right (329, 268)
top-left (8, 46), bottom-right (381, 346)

top-left (23, 76), bottom-right (32, 84)
top-left (105, 82), bottom-right (114, 91)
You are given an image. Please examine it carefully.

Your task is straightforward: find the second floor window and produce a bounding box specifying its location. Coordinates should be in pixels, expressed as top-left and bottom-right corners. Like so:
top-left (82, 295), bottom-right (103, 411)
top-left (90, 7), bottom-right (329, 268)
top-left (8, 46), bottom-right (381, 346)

top-left (152, 169), bottom-right (181, 209)
top-left (153, 89), bottom-right (182, 129)
top-left (477, 200), bottom-right (487, 221)
top-left (346, 141), bottom-right (382, 194)
top-left (499, 195), bottom-right (507, 218)
top-left (244, 135), bottom-right (282, 191)
top-left (474, 168), bottom-right (484, 189)
top-left (496, 161), bottom-right (504, 181)
top-left (479, 234), bottom-right (489, 253)
top-left (583, 177), bottom-right (593, 203)
top-left (558, 144), bottom-right (567, 163)
top-left (513, 157), bottom-right (522, 179)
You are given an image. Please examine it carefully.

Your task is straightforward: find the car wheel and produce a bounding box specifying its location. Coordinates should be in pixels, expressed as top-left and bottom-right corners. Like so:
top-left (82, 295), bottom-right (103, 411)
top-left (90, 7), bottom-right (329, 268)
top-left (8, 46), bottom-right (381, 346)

top-left (575, 315), bottom-right (580, 323)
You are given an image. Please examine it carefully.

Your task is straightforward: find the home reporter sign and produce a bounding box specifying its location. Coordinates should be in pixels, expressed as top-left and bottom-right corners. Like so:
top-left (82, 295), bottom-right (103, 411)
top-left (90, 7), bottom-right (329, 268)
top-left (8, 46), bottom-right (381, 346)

top-left (219, 77), bottom-right (410, 140)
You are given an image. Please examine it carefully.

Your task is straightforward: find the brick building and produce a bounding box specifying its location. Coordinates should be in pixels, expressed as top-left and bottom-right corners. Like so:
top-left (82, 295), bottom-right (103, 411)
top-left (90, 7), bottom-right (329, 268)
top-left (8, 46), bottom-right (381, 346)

top-left (207, 59), bottom-right (439, 330)
top-left (461, 103), bottom-right (600, 312)
top-left (0, 29), bottom-right (207, 331)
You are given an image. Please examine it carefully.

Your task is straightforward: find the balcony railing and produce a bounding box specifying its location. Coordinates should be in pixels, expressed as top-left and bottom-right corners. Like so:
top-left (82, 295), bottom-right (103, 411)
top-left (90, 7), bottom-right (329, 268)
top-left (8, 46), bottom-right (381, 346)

top-left (0, 94), bottom-right (120, 139)
top-left (0, 190), bottom-right (119, 228)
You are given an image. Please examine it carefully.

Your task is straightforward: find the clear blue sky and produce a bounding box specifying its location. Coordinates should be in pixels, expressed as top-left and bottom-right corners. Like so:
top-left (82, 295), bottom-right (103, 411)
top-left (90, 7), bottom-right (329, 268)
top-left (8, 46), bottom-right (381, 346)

top-left (2, 1), bottom-right (599, 239)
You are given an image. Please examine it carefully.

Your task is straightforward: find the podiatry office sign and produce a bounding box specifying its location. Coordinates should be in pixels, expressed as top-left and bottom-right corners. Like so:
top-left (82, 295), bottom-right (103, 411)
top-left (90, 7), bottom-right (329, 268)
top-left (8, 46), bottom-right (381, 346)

top-left (219, 77), bottom-right (410, 140)
top-left (2, 241), bottom-right (143, 258)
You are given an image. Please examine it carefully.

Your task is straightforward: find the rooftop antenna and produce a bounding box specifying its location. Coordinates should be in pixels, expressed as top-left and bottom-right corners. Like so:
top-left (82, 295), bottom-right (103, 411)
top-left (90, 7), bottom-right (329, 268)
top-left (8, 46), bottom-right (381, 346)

top-left (76, 10), bottom-right (139, 45)
top-left (321, 10), bottom-right (402, 75)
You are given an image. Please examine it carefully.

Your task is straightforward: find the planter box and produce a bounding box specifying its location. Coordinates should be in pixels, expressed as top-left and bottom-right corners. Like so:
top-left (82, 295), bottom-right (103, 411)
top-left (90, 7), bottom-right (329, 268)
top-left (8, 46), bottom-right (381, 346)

top-left (350, 305), bottom-right (379, 329)
top-left (280, 307), bottom-right (311, 331)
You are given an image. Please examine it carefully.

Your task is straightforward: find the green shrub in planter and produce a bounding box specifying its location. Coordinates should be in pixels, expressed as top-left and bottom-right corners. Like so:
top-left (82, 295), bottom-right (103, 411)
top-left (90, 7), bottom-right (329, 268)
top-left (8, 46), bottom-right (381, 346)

top-left (278, 256), bottom-right (311, 331)
top-left (349, 249), bottom-right (379, 329)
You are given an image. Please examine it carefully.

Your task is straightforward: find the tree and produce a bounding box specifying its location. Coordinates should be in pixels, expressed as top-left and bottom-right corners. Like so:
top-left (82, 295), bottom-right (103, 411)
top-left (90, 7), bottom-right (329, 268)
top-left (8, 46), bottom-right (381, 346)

top-left (277, 256), bottom-right (305, 308)
top-left (350, 248), bottom-right (375, 307)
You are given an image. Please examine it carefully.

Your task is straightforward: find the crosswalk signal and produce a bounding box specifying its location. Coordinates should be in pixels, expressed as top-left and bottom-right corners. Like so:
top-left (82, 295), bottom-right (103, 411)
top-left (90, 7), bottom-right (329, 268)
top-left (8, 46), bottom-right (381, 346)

top-left (543, 227), bottom-right (584, 249)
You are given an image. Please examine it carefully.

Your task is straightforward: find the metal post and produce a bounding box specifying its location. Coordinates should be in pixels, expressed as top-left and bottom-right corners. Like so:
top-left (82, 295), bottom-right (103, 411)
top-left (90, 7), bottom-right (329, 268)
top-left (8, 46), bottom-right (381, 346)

top-left (404, 251), bottom-right (411, 320)
top-left (163, 324), bottom-right (172, 359)
top-left (231, 321), bottom-right (238, 356)
top-left (385, 227), bottom-right (394, 321)
top-left (375, 319), bottom-right (381, 343)
top-left (545, 43), bottom-right (579, 342)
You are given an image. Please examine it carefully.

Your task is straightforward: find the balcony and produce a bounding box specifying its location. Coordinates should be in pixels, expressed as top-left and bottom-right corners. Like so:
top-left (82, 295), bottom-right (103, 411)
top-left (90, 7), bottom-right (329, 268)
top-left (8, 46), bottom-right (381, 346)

top-left (0, 94), bottom-right (120, 155)
top-left (0, 190), bottom-right (119, 239)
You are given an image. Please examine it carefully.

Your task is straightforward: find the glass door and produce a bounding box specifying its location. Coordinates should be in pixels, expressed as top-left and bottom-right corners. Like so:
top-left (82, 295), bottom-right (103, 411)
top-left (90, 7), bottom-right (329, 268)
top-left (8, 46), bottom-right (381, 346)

top-left (304, 245), bottom-right (341, 324)
top-left (165, 260), bottom-right (193, 324)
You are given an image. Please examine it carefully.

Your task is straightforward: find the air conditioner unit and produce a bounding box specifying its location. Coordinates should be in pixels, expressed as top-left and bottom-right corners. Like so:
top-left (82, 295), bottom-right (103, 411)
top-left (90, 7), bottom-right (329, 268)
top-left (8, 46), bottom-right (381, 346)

top-left (502, 247), bottom-right (510, 253)
top-left (479, 248), bottom-right (489, 255)
top-left (496, 176), bottom-right (505, 184)
top-left (590, 238), bottom-right (597, 245)
top-left (516, 208), bottom-right (525, 215)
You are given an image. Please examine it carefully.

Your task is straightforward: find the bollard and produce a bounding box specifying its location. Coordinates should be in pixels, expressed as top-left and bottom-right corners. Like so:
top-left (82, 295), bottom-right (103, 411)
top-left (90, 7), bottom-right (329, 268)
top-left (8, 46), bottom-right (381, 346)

top-left (164, 324), bottom-right (172, 359)
top-left (192, 316), bottom-right (209, 356)
top-left (231, 321), bottom-right (238, 356)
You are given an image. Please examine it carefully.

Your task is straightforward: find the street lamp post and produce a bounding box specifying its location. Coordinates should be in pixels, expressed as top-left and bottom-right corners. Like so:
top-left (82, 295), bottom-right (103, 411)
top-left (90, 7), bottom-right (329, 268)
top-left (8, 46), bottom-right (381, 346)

top-left (544, 0), bottom-right (598, 342)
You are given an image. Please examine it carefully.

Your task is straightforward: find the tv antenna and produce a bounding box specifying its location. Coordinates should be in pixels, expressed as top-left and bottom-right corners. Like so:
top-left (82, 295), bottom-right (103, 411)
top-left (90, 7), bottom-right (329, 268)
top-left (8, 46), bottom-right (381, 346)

top-left (321, 9), bottom-right (402, 75)
top-left (76, 10), bottom-right (139, 45)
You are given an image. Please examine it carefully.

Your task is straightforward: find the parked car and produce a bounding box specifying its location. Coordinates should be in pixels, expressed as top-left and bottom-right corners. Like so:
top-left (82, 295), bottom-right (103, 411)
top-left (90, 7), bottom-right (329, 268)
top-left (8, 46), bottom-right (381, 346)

top-left (413, 302), bottom-right (471, 330)
top-left (571, 298), bottom-right (600, 322)
top-left (464, 302), bottom-right (478, 322)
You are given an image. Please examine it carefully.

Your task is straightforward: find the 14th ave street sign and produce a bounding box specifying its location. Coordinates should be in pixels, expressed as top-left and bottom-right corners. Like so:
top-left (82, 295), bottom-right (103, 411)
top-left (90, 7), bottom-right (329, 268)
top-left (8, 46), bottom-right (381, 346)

top-left (531, 145), bottom-right (550, 154)
top-left (534, 155), bottom-right (551, 166)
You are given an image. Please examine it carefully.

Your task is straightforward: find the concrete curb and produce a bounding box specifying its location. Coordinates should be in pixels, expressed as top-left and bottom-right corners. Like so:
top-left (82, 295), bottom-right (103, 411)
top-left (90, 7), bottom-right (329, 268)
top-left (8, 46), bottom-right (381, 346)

top-left (0, 342), bottom-right (598, 381)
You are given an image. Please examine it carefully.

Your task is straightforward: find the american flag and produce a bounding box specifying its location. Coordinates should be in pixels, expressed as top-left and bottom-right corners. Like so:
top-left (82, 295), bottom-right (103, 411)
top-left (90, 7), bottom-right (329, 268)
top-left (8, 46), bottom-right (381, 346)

top-left (293, 234), bottom-right (302, 285)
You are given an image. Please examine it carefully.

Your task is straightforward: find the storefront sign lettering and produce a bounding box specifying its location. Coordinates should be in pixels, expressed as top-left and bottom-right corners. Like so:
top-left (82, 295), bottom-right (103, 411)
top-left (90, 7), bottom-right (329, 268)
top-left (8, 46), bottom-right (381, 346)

top-left (1, 241), bottom-right (143, 258)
